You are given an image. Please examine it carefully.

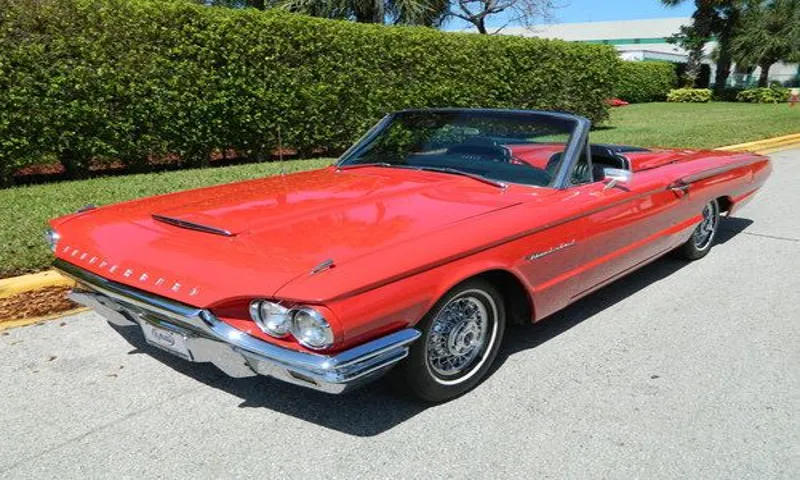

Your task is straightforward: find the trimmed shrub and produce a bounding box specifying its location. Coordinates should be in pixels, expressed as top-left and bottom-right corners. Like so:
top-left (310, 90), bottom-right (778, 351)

top-left (736, 86), bottom-right (791, 103)
top-left (0, 0), bottom-right (619, 185)
top-left (614, 61), bottom-right (677, 103)
top-left (667, 88), bottom-right (713, 103)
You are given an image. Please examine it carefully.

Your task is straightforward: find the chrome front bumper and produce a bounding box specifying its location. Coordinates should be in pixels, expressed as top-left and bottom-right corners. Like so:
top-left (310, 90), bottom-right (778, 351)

top-left (55, 259), bottom-right (420, 394)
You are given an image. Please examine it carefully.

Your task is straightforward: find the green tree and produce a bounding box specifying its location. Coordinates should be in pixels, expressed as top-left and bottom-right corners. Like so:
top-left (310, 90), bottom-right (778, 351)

top-left (668, 23), bottom-right (711, 87)
top-left (731, 0), bottom-right (800, 86)
top-left (663, 0), bottom-right (743, 92)
top-left (224, 0), bottom-right (450, 25)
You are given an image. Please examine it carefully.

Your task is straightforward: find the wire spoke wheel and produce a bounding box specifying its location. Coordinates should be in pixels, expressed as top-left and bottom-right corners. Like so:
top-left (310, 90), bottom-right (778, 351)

top-left (399, 278), bottom-right (506, 402)
top-left (424, 289), bottom-right (498, 385)
top-left (693, 200), bottom-right (720, 251)
top-left (677, 198), bottom-right (721, 261)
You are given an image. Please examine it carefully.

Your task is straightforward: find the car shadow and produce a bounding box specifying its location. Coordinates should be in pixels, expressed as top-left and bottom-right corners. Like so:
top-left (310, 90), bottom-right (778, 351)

top-left (109, 216), bottom-right (753, 437)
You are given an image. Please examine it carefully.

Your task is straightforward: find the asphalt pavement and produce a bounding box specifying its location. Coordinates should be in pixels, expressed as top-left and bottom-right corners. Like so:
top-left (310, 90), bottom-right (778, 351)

top-left (1, 149), bottom-right (798, 479)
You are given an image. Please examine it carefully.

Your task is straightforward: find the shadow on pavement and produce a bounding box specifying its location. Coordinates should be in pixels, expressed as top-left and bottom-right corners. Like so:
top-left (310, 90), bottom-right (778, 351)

top-left (110, 216), bottom-right (753, 437)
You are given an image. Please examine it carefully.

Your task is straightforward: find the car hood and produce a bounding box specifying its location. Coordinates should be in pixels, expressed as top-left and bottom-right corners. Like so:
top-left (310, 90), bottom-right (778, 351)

top-left (52, 167), bottom-right (524, 307)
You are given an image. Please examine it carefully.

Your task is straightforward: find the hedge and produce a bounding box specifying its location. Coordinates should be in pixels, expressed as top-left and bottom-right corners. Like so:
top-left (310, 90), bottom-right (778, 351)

top-left (614, 61), bottom-right (677, 103)
top-left (0, 0), bottom-right (619, 185)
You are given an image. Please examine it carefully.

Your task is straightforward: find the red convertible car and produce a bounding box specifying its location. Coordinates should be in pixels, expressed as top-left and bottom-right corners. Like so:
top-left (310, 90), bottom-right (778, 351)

top-left (48, 109), bottom-right (771, 402)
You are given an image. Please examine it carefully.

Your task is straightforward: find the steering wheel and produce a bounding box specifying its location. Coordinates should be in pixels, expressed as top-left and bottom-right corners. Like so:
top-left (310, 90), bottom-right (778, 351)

top-left (446, 137), bottom-right (512, 163)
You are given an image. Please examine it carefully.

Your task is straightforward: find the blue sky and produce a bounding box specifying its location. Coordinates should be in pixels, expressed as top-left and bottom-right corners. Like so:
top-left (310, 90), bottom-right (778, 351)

top-left (447, 0), bottom-right (696, 31)
top-left (551, 0), bottom-right (694, 23)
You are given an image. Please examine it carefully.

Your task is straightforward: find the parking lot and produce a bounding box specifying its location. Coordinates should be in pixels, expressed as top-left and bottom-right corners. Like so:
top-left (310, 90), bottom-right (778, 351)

top-left (1, 148), bottom-right (798, 479)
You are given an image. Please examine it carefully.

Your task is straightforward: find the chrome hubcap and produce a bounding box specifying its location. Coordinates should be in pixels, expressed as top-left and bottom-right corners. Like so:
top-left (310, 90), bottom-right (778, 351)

top-left (426, 295), bottom-right (490, 378)
top-left (693, 201), bottom-right (719, 250)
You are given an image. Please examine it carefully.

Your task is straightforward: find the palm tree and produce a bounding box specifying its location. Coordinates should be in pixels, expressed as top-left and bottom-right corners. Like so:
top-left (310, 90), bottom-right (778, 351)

top-left (276, 0), bottom-right (450, 25)
top-left (731, 0), bottom-right (800, 86)
top-left (662, 0), bottom-right (742, 91)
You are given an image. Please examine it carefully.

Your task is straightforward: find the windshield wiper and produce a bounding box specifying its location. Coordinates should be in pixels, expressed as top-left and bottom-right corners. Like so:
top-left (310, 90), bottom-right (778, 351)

top-left (337, 163), bottom-right (507, 189)
top-left (409, 166), bottom-right (508, 189)
top-left (336, 162), bottom-right (394, 171)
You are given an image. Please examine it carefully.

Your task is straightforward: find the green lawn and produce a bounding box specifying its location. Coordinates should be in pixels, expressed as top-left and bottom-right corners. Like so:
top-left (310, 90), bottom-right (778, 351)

top-left (1, 102), bottom-right (798, 278)
top-left (593, 102), bottom-right (800, 149)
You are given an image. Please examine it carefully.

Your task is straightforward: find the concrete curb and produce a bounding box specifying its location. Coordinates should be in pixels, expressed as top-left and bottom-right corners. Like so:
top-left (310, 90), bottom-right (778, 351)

top-left (1, 131), bottom-right (799, 330)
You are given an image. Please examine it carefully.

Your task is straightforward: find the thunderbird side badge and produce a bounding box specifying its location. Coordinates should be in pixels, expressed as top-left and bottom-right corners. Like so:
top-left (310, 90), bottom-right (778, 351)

top-left (527, 240), bottom-right (576, 261)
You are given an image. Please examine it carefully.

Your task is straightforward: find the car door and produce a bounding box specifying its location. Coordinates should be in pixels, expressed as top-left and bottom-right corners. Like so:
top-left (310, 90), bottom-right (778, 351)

top-left (516, 139), bottom-right (687, 321)
top-left (514, 144), bottom-right (675, 320)
top-left (566, 164), bottom-right (686, 302)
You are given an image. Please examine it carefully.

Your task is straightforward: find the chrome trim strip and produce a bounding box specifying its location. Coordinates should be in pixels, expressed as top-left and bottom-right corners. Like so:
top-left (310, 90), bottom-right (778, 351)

top-left (151, 214), bottom-right (235, 237)
top-left (55, 259), bottom-right (421, 393)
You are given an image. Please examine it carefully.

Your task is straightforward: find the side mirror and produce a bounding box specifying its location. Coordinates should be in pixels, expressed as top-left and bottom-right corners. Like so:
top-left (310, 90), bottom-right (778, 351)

top-left (602, 168), bottom-right (633, 190)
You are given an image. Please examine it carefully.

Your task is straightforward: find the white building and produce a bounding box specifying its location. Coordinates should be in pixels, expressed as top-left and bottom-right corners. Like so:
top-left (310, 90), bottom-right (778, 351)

top-left (503, 18), bottom-right (799, 87)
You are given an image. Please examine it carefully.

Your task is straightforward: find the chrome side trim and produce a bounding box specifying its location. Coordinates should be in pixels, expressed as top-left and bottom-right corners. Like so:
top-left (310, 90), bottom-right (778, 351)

top-left (56, 259), bottom-right (421, 393)
top-left (151, 214), bottom-right (235, 237)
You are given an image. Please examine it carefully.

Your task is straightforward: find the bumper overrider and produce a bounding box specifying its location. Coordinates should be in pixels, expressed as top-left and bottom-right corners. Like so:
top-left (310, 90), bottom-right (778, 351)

top-left (55, 259), bottom-right (420, 394)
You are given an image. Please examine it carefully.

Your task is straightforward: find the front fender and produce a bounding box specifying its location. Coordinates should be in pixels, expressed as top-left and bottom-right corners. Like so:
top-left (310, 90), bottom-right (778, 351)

top-left (323, 252), bottom-right (534, 350)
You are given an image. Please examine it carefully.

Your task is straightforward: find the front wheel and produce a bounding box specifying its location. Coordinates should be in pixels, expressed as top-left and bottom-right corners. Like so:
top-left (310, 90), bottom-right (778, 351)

top-left (677, 198), bottom-right (720, 260)
top-left (398, 278), bottom-right (506, 403)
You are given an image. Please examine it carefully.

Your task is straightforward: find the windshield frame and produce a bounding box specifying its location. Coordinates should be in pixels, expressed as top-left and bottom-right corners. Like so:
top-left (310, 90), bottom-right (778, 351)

top-left (335, 108), bottom-right (591, 190)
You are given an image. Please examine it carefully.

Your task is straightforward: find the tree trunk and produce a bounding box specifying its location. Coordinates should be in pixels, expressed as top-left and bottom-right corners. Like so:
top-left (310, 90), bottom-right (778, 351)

top-left (60, 149), bottom-right (90, 180)
top-left (0, 168), bottom-right (12, 188)
top-left (758, 63), bottom-right (771, 87)
top-left (714, 50), bottom-right (732, 94)
top-left (476, 18), bottom-right (487, 34)
top-left (713, 6), bottom-right (739, 95)
top-left (355, 0), bottom-right (385, 23)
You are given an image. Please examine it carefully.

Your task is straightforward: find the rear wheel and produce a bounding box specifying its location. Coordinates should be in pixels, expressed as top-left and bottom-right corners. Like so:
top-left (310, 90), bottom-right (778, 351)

top-left (398, 278), bottom-right (506, 403)
top-left (677, 199), bottom-right (720, 260)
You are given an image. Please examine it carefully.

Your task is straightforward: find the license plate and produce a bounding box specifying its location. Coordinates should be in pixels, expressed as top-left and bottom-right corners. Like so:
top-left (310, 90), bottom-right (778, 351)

top-left (142, 322), bottom-right (191, 360)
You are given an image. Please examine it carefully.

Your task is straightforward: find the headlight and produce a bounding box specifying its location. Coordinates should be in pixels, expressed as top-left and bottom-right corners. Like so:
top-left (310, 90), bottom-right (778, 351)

top-left (291, 307), bottom-right (334, 350)
top-left (249, 300), bottom-right (291, 338)
top-left (44, 228), bottom-right (61, 252)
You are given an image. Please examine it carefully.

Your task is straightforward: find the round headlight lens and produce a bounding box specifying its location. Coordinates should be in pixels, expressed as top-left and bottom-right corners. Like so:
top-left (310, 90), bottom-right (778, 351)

top-left (44, 229), bottom-right (61, 252)
top-left (249, 301), bottom-right (291, 338)
top-left (291, 307), bottom-right (334, 350)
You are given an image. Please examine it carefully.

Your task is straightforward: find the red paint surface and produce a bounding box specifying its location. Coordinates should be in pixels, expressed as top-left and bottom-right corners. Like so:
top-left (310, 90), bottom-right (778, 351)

top-left (51, 147), bottom-right (771, 352)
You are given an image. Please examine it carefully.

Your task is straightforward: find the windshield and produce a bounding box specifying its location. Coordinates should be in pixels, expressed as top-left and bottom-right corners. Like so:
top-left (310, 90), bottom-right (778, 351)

top-left (337, 110), bottom-right (580, 187)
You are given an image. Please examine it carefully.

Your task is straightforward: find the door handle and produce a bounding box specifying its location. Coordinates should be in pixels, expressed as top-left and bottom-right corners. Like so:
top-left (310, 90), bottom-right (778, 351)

top-left (668, 181), bottom-right (690, 196)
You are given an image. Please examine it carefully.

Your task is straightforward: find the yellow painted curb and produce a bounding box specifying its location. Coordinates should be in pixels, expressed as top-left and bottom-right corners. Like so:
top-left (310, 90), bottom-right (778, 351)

top-left (0, 270), bottom-right (74, 299)
top-left (0, 307), bottom-right (89, 332)
top-left (718, 132), bottom-right (800, 152)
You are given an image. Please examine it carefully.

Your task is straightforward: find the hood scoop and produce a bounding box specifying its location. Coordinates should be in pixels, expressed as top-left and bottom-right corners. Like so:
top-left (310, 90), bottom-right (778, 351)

top-left (152, 214), bottom-right (235, 237)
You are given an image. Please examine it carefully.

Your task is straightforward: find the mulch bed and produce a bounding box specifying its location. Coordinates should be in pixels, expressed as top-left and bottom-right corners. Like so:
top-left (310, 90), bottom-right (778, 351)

top-left (0, 286), bottom-right (78, 323)
top-left (10, 148), bottom-right (333, 187)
